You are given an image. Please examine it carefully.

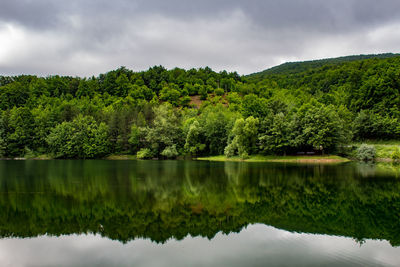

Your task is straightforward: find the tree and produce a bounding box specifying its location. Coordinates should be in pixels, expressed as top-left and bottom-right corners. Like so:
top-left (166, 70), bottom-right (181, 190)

top-left (128, 123), bottom-right (147, 153)
top-left (0, 82), bottom-right (30, 109)
top-left (259, 113), bottom-right (294, 155)
top-left (184, 120), bottom-right (206, 155)
top-left (200, 105), bottom-right (239, 155)
top-left (160, 86), bottom-right (181, 106)
top-left (145, 103), bottom-right (184, 157)
top-left (294, 101), bottom-right (347, 152)
top-left (198, 86), bottom-right (208, 100)
top-left (47, 115), bottom-right (110, 158)
top-left (161, 145), bottom-right (179, 159)
top-left (0, 113), bottom-right (7, 157)
top-left (241, 94), bottom-right (269, 118)
top-left (224, 116), bottom-right (259, 157)
top-left (7, 107), bottom-right (36, 156)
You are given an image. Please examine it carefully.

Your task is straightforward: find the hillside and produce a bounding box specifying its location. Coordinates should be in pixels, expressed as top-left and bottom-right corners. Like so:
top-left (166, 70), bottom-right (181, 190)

top-left (1, 55), bottom-right (400, 159)
top-left (247, 53), bottom-right (399, 79)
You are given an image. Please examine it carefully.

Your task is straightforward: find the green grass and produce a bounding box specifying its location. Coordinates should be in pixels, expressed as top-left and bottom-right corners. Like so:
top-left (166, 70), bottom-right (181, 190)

top-left (104, 154), bottom-right (137, 160)
top-left (355, 140), bottom-right (400, 145)
top-left (352, 141), bottom-right (400, 159)
top-left (196, 154), bottom-right (350, 163)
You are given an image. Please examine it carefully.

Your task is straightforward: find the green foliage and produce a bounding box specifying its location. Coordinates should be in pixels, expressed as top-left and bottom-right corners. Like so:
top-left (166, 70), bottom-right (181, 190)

top-left (225, 116), bottom-right (259, 157)
top-left (391, 148), bottom-right (400, 160)
top-left (128, 123), bottom-right (147, 153)
top-left (160, 86), bottom-right (181, 106)
top-left (179, 95), bottom-right (191, 107)
top-left (6, 107), bottom-right (36, 156)
top-left (161, 145), bottom-right (179, 159)
top-left (199, 86), bottom-right (208, 100)
top-left (200, 105), bottom-right (239, 155)
top-left (241, 94), bottom-right (269, 118)
top-left (144, 103), bottom-right (184, 157)
top-left (353, 111), bottom-right (400, 140)
top-left (259, 113), bottom-right (294, 155)
top-left (184, 120), bottom-right (206, 155)
top-left (47, 115), bottom-right (110, 158)
top-left (0, 82), bottom-right (30, 109)
top-left (136, 148), bottom-right (153, 159)
top-left (1, 55), bottom-right (400, 159)
top-left (295, 101), bottom-right (346, 151)
top-left (214, 88), bottom-right (224, 96)
top-left (357, 144), bottom-right (376, 161)
top-left (249, 53), bottom-right (399, 77)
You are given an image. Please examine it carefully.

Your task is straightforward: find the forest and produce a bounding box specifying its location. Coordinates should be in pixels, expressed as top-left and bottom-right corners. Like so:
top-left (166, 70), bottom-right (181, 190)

top-left (0, 54), bottom-right (399, 159)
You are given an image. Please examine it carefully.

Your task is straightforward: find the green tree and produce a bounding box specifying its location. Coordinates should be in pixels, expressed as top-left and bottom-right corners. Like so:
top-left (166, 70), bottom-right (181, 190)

top-left (145, 104), bottom-right (184, 157)
top-left (184, 120), bottom-right (206, 155)
top-left (294, 101), bottom-right (347, 152)
top-left (241, 94), bottom-right (269, 118)
top-left (47, 115), bottom-right (110, 158)
top-left (259, 113), bottom-right (294, 155)
top-left (200, 105), bottom-right (239, 155)
top-left (225, 116), bottom-right (259, 157)
top-left (160, 86), bottom-right (181, 106)
top-left (7, 107), bottom-right (36, 156)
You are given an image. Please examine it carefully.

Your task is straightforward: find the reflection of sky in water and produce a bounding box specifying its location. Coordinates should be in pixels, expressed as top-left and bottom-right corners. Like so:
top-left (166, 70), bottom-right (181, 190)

top-left (0, 224), bottom-right (398, 267)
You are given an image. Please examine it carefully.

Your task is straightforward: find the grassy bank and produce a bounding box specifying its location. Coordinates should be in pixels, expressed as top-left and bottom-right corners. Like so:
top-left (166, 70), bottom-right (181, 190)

top-left (352, 141), bottom-right (400, 160)
top-left (104, 154), bottom-right (137, 160)
top-left (196, 155), bottom-right (350, 163)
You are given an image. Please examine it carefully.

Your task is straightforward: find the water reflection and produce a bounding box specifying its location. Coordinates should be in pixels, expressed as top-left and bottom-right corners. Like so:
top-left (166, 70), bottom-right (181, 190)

top-left (0, 160), bottom-right (399, 249)
top-left (0, 224), bottom-right (398, 267)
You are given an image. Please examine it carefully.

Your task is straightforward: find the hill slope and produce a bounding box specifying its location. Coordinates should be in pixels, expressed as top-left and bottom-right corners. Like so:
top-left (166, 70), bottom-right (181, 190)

top-left (247, 53), bottom-right (399, 80)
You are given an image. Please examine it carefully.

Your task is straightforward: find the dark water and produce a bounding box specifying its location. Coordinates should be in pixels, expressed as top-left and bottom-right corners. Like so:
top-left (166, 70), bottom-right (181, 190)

top-left (0, 160), bottom-right (399, 266)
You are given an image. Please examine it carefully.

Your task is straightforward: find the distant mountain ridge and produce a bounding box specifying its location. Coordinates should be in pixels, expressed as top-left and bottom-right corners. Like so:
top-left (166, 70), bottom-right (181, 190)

top-left (247, 53), bottom-right (400, 79)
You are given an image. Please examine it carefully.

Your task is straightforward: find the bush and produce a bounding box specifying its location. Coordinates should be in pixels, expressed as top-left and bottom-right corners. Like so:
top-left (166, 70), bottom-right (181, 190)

top-left (161, 145), bottom-right (179, 159)
top-left (179, 95), bottom-right (191, 107)
top-left (356, 144), bottom-right (376, 161)
top-left (224, 143), bottom-right (236, 158)
top-left (215, 88), bottom-right (225, 96)
top-left (199, 86), bottom-right (208, 100)
top-left (391, 147), bottom-right (400, 160)
top-left (239, 151), bottom-right (249, 159)
top-left (137, 148), bottom-right (153, 159)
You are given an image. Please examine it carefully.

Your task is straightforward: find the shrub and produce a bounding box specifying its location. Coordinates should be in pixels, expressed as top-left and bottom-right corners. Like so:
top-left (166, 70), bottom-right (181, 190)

top-left (161, 145), bottom-right (179, 159)
top-left (137, 148), bottom-right (153, 159)
top-left (356, 144), bottom-right (376, 161)
top-left (199, 86), bottom-right (208, 100)
top-left (224, 143), bottom-right (236, 158)
top-left (391, 147), bottom-right (400, 160)
top-left (215, 88), bottom-right (225, 96)
top-left (239, 151), bottom-right (249, 159)
top-left (179, 95), bottom-right (191, 107)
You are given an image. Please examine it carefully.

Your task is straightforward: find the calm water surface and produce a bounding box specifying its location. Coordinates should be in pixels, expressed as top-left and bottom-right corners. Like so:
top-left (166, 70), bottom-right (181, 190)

top-left (0, 160), bottom-right (399, 266)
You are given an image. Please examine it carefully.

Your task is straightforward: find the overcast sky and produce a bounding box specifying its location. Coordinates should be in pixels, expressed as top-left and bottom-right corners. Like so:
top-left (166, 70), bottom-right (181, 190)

top-left (1, 0), bottom-right (400, 76)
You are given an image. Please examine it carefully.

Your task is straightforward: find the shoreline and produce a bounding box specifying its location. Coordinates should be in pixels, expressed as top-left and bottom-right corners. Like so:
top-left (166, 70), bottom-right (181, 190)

top-left (195, 155), bottom-right (351, 163)
top-left (1, 154), bottom-right (398, 164)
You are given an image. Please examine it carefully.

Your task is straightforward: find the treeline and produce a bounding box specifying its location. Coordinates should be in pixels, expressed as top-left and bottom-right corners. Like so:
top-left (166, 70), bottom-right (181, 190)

top-left (248, 53), bottom-right (399, 76)
top-left (0, 55), bottom-right (400, 158)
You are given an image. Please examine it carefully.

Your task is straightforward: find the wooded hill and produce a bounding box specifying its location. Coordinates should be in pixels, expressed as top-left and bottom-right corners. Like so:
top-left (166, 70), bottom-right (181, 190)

top-left (0, 53), bottom-right (399, 158)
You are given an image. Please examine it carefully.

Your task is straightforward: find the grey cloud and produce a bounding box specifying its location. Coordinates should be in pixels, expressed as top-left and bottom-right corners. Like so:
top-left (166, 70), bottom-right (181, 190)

top-left (3, 0), bottom-right (400, 31)
top-left (0, 0), bottom-right (400, 76)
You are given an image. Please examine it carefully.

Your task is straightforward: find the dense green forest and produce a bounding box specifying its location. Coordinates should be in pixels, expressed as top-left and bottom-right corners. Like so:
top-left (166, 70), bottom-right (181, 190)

top-left (0, 54), bottom-right (400, 159)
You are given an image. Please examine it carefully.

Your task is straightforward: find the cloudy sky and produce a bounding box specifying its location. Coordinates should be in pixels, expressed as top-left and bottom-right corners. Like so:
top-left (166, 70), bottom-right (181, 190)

top-left (1, 0), bottom-right (400, 76)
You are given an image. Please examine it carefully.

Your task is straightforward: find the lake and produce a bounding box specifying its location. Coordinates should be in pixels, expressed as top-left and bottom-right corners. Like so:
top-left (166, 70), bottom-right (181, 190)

top-left (0, 160), bottom-right (399, 266)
